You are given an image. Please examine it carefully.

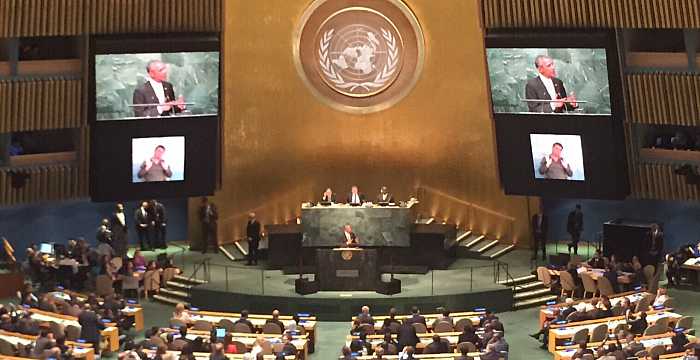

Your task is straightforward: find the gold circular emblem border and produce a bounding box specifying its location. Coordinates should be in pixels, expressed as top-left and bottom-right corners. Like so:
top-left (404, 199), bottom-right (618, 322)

top-left (341, 250), bottom-right (354, 260)
top-left (293, 0), bottom-right (425, 114)
top-left (314, 6), bottom-right (405, 98)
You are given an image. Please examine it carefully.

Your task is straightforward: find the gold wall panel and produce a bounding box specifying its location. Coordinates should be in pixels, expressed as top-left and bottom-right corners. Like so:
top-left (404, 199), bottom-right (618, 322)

top-left (625, 73), bottom-right (700, 126)
top-left (86, 0), bottom-right (222, 34)
top-left (0, 0), bottom-right (85, 37)
top-left (483, 0), bottom-right (700, 29)
top-left (196, 0), bottom-right (533, 246)
top-left (0, 77), bottom-right (83, 132)
top-left (629, 163), bottom-right (700, 201)
top-left (0, 164), bottom-right (81, 206)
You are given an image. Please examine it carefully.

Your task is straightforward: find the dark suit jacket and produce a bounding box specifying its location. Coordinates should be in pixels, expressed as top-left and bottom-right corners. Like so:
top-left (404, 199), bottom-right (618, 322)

top-left (246, 220), bottom-right (261, 244)
top-left (152, 201), bottom-right (167, 226)
top-left (347, 193), bottom-right (366, 204)
top-left (566, 210), bottom-right (583, 235)
top-left (110, 212), bottom-right (128, 236)
top-left (321, 193), bottom-right (336, 203)
top-left (199, 204), bottom-right (218, 225)
top-left (134, 207), bottom-right (151, 229)
top-left (132, 81), bottom-right (180, 117)
top-left (234, 318), bottom-right (254, 333)
top-left (425, 340), bottom-right (449, 354)
top-left (78, 310), bottom-right (101, 343)
top-left (405, 314), bottom-right (426, 326)
top-left (376, 193), bottom-right (395, 203)
top-left (531, 213), bottom-right (548, 239)
top-left (397, 323), bottom-right (419, 349)
top-left (525, 76), bottom-right (576, 113)
top-left (343, 232), bottom-right (358, 247)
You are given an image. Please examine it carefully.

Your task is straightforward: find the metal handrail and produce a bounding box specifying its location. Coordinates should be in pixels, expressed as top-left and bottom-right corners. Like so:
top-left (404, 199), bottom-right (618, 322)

top-left (187, 257), bottom-right (211, 283)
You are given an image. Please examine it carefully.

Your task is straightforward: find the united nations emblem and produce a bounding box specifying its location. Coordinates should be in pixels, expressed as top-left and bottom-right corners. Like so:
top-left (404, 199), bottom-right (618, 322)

top-left (294, 0), bottom-right (424, 113)
top-left (341, 250), bottom-right (354, 261)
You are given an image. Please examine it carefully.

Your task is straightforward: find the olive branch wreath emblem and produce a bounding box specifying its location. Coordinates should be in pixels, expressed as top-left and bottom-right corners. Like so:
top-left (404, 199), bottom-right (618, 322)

top-left (318, 28), bottom-right (399, 93)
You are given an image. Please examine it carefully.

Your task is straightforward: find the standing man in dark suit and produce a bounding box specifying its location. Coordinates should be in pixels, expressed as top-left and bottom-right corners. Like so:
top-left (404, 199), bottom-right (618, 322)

top-left (525, 55), bottom-right (578, 113)
top-left (132, 59), bottom-right (186, 117)
top-left (198, 197), bottom-right (218, 253)
top-left (397, 320), bottom-right (419, 352)
top-left (78, 305), bottom-right (104, 352)
top-left (246, 212), bottom-right (261, 265)
top-left (150, 200), bottom-right (167, 249)
top-left (567, 204), bottom-right (584, 254)
top-left (532, 207), bottom-right (548, 261)
top-left (110, 203), bottom-right (128, 257)
top-left (647, 223), bottom-right (664, 266)
top-left (347, 185), bottom-right (366, 205)
top-left (134, 201), bottom-right (152, 251)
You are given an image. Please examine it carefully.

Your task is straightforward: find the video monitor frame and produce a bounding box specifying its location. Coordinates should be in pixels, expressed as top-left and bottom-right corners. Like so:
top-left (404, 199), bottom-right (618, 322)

top-left (89, 33), bottom-right (221, 123)
top-left (487, 30), bottom-right (629, 199)
top-left (530, 133), bottom-right (585, 181)
top-left (132, 136), bottom-right (185, 183)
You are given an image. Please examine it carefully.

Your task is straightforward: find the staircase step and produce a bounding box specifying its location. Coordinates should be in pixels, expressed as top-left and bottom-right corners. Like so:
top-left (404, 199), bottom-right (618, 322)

top-left (476, 239), bottom-right (499, 253)
top-left (513, 287), bottom-right (553, 300)
top-left (153, 294), bottom-right (189, 307)
top-left (174, 275), bottom-right (208, 285)
top-left (497, 274), bottom-right (536, 286)
top-left (234, 241), bottom-right (249, 257)
top-left (514, 295), bottom-right (559, 309)
top-left (159, 288), bottom-right (191, 300)
top-left (455, 230), bottom-right (473, 243)
top-left (484, 244), bottom-right (515, 259)
top-left (166, 281), bottom-right (193, 290)
top-left (462, 235), bottom-right (485, 248)
top-left (513, 281), bottom-right (544, 291)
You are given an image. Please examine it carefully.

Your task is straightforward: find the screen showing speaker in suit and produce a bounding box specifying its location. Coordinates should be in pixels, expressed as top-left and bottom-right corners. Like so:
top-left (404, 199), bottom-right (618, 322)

top-left (486, 48), bottom-right (611, 115)
top-left (132, 136), bottom-right (185, 183)
top-left (94, 51), bottom-right (219, 121)
top-left (530, 133), bottom-right (585, 181)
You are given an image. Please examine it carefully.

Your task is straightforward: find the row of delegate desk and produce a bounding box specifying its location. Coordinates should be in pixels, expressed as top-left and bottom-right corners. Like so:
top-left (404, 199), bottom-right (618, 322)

top-left (26, 308), bottom-right (121, 353)
top-left (158, 328), bottom-right (309, 360)
top-left (0, 329), bottom-right (95, 360)
top-left (53, 289), bottom-right (145, 331)
top-left (188, 310), bottom-right (317, 353)
top-left (538, 290), bottom-right (651, 327)
top-left (554, 332), bottom-right (696, 360)
top-left (351, 310), bottom-right (485, 333)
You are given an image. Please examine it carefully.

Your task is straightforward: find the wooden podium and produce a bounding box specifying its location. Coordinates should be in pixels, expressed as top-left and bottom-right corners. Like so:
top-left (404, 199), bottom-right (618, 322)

top-left (316, 248), bottom-right (378, 291)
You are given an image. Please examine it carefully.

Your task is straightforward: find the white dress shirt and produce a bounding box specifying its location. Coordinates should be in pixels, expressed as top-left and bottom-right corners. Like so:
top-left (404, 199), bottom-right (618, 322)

top-left (539, 74), bottom-right (558, 111)
top-left (147, 76), bottom-right (167, 114)
top-left (116, 212), bottom-right (125, 226)
top-left (352, 193), bottom-right (360, 204)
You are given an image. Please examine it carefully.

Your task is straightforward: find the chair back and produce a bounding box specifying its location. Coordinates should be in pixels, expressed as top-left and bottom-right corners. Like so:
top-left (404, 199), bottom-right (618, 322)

top-left (610, 304), bottom-right (622, 316)
top-left (677, 316), bottom-right (694, 330)
top-left (122, 273), bottom-right (140, 290)
top-left (193, 319), bottom-right (213, 331)
top-left (642, 265), bottom-right (655, 284)
top-left (262, 322), bottom-right (282, 334)
top-left (589, 323), bottom-right (608, 342)
top-left (217, 318), bottom-right (236, 332)
top-left (454, 318), bottom-right (473, 332)
top-left (143, 270), bottom-right (161, 291)
top-left (162, 267), bottom-right (179, 283)
top-left (458, 341), bottom-right (477, 353)
top-left (95, 274), bottom-right (114, 297)
top-left (634, 295), bottom-right (651, 313)
top-left (272, 342), bottom-right (285, 354)
top-left (171, 338), bottom-right (188, 351)
top-left (536, 267), bottom-right (552, 287)
top-left (581, 354), bottom-right (594, 360)
top-left (597, 276), bottom-right (615, 296)
top-left (169, 318), bottom-right (187, 329)
top-left (433, 321), bottom-right (453, 333)
top-left (49, 321), bottom-right (65, 338)
top-left (233, 322), bottom-right (252, 333)
top-left (580, 272), bottom-right (597, 295)
top-left (412, 322), bottom-right (427, 334)
top-left (231, 340), bottom-right (246, 353)
top-left (0, 338), bottom-right (15, 356)
top-left (612, 323), bottom-right (628, 335)
top-left (643, 323), bottom-right (664, 336)
top-left (65, 325), bottom-right (81, 341)
top-left (260, 340), bottom-right (273, 355)
top-left (358, 323), bottom-right (374, 335)
top-left (648, 344), bottom-right (666, 358)
top-left (385, 343), bottom-right (398, 355)
top-left (571, 328), bottom-right (589, 343)
top-left (654, 316), bottom-right (670, 330)
top-left (559, 271), bottom-right (576, 292)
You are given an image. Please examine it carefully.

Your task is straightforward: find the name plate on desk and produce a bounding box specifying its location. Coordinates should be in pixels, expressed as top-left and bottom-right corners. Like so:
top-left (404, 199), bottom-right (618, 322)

top-left (336, 269), bottom-right (360, 277)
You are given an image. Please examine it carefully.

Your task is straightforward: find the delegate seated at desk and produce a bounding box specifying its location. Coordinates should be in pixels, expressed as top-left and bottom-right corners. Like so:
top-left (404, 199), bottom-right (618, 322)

top-left (347, 185), bottom-right (366, 205)
top-left (321, 188), bottom-right (336, 203)
top-left (342, 224), bottom-right (359, 248)
top-left (376, 186), bottom-right (394, 204)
